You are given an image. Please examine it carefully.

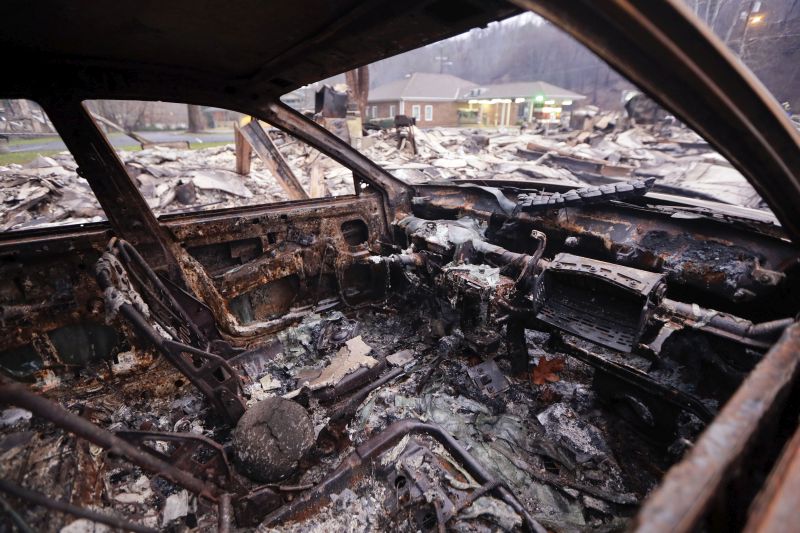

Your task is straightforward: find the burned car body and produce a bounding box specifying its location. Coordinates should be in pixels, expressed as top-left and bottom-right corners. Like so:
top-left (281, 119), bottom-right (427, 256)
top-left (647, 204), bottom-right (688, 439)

top-left (2, 1), bottom-right (800, 532)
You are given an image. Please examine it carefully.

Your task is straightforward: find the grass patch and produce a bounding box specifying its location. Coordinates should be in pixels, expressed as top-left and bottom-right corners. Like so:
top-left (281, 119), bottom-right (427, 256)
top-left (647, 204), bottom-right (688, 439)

top-left (6, 135), bottom-right (62, 147)
top-left (0, 150), bottom-right (63, 166)
top-left (0, 140), bottom-right (231, 166)
top-left (188, 141), bottom-right (232, 150)
top-left (0, 137), bottom-right (233, 166)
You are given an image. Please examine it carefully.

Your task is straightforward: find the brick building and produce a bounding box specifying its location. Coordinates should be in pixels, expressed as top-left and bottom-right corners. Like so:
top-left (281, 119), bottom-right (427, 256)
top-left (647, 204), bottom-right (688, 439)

top-left (367, 73), bottom-right (585, 128)
top-left (366, 72), bottom-right (476, 127)
top-left (464, 81), bottom-right (586, 127)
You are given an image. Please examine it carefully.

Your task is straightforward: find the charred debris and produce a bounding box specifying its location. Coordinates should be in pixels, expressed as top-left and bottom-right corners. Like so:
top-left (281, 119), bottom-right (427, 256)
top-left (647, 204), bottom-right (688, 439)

top-left (1, 105), bottom-right (800, 533)
top-left (0, 104), bottom-right (774, 232)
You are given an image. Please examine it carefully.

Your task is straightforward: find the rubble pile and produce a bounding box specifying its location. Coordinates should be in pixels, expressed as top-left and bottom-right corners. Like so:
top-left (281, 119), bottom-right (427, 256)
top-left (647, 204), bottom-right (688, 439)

top-left (360, 115), bottom-right (767, 209)
top-left (0, 142), bottom-right (355, 231)
top-left (0, 154), bottom-right (103, 231)
top-left (120, 142), bottom-right (356, 213)
top-left (0, 305), bottom-right (658, 532)
top-left (0, 114), bottom-right (788, 530)
top-left (0, 113), bottom-right (767, 232)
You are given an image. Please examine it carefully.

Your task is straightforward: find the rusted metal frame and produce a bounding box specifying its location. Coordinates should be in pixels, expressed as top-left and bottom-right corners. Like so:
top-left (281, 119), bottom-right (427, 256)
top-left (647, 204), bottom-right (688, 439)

top-left (218, 249), bottom-right (305, 297)
top-left (0, 234), bottom-right (106, 353)
top-left (521, 459), bottom-right (638, 506)
top-left (217, 493), bottom-right (233, 533)
top-left (311, 368), bottom-right (404, 456)
top-left (125, 265), bottom-right (197, 341)
top-left (631, 322), bottom-right (800, 533)
top-left (660, 299), bottom-right (792, 350)
top-left (157, 274), bottom-right (232, 350)
top-left (530, 209), bottom-right (790, 304)
top-left (97, 240), bottom-right (245, 424)
top-left (119, 304), bottom-right (246, 424)
top-left (554, 336), bottom-right (715, 423)
top-left (432, 499), bottom-right (446, 533)
top-left (508, 0), bottom-right (800, 242)
top-left (115, 430), bottom-right (236, 491)
top-left (0, 388), bottom-right (335, 530)
top-left (325, 367), bottom-right (405, 426)
top-left (415, 179), bottom-right (783, 235)
top-left (1, 300), bottom-right (87, 344)
top-left (0, 382), bottom-right (218, 501)
top-left (113, 238), bottom-right (207, 348)
top-left (113, 298), bottom-right (238, 415)
top-left (39, 98), bottom-right (187, 285)
top-left (230, 485), bottom-right (283, 527)
top-left (0, 223), bottom-right (111, 248)
top-left (446, 478), bottom-right (499, 517)
top-left (330, 245), bottom-right (386, 308)
top-left (663, 299), bottom-right (793, 340)
top-left (414, 189), bottom-right (796, 305)
top-left (515, 229), bottom-right (546, 289)
top-left (0, 478), bottom-right (156, 533)
top-left (160, 339), bottom-right (246, 423)
top-left (261, 419), bottom-right (545, 533)
top-left (162, 194), bottom-right (385, 243)
top-left (238, 120), bottom-right (309, 201)
top-left (742, 421), bottom-right (800, 533)
top-left (670, 324), bottom-right (770, 351)
top-left (258, 101), bottom-right (412, 225)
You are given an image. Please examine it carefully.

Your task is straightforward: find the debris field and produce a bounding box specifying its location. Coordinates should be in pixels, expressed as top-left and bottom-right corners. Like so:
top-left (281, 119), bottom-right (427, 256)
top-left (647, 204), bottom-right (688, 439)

top-left (0, 110), bottom-right (794, 533)
top-left (0, 113), bottom-right (767, 233)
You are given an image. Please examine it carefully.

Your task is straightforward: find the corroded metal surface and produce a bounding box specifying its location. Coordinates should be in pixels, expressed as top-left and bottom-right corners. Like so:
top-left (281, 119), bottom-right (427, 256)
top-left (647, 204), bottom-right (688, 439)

top-left (631, 323), bottom-right (800, 532)
top-left (742, 424), bottom-right (800, 533)
top-left (260, 419), bottom-right (546, 533)
top-left (413, 187), bottom-right (798, 305)
top-left (1, 1), bottom-right (800, 529)
top-left (0, 381), bottom-right (220, 500)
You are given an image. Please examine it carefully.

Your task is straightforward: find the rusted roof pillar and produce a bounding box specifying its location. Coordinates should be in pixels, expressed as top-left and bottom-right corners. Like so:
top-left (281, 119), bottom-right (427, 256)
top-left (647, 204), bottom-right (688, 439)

top-left (43, 98), bottom-right (187, 285)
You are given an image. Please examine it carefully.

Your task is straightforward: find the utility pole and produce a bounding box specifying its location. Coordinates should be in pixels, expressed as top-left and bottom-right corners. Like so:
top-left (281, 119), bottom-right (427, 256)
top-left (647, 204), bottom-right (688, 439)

top-left (435, 45), bottom-right (453, 73)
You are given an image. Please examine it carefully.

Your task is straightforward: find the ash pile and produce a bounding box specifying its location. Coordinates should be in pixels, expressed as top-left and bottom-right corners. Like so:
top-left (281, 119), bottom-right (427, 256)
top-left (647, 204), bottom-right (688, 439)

top-left (0, 139), bottom-right (355, 232)
top-left (360, 107), bottom-right (767, 209)
top-left (0, 302), bottom-right (655, 532)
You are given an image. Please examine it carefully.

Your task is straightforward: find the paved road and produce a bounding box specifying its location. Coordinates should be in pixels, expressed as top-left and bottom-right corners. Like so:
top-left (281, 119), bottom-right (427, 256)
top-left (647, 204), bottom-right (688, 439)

top-left (8, 131), bottom-right (234, 152)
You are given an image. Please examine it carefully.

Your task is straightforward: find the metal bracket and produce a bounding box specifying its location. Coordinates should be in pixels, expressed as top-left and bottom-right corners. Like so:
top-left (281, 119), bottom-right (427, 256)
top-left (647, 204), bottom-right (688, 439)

top-left (95, 238), bottom-right (247, 424)
top-left (116, 430), bottom-right (236, 491)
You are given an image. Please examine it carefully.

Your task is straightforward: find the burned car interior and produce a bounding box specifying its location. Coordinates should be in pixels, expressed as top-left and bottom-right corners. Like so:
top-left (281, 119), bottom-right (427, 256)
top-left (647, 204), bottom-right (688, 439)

top-left (2, 1), bottom-right (800, 532)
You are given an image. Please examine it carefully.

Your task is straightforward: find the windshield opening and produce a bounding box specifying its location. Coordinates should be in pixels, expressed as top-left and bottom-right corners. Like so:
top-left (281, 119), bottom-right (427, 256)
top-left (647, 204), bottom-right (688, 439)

top-left (283, 8), bottom-right (795, 214)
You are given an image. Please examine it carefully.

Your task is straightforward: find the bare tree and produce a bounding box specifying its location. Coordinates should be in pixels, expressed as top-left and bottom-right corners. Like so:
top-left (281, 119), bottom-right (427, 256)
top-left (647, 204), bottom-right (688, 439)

top-left (91, 100), bottom-right (150, 131)
top-left (345, 66), bottom-right (370, 119)
top-left (364, 4), bottom-right (799, 112)
top-left (187, 104), bottom-right (206, 133)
